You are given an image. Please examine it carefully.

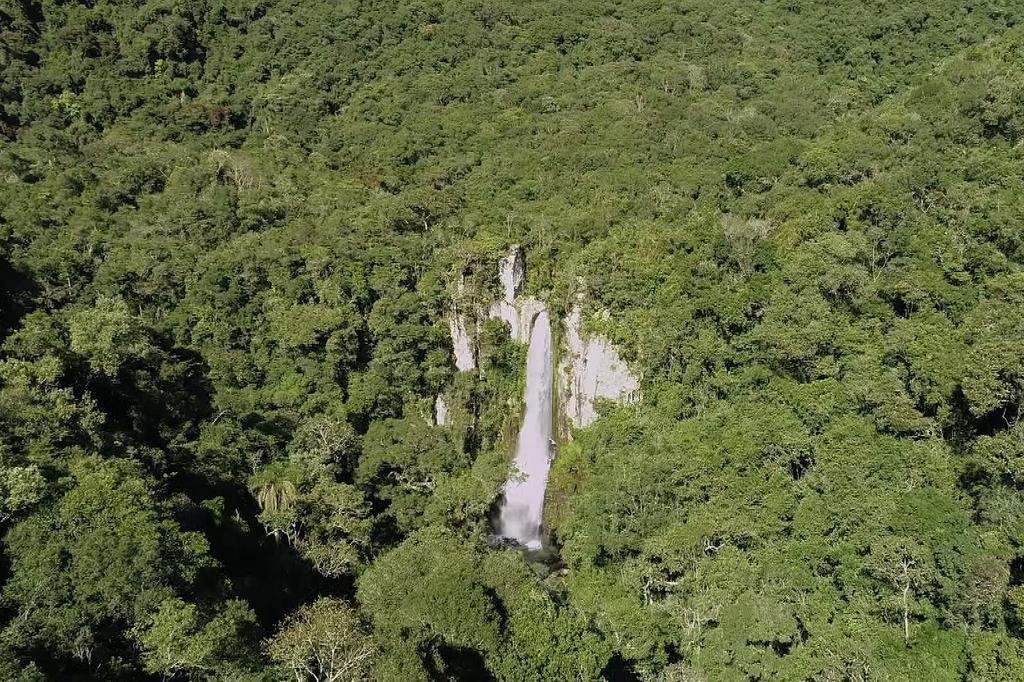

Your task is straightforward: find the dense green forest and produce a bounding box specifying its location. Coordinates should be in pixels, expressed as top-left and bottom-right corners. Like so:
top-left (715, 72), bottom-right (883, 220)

top-left (2, 0), bottom-right (1024, 679)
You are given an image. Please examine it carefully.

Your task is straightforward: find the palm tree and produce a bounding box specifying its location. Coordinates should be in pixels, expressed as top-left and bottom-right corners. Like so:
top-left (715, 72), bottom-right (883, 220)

top-left (256, 478), bottom-right (298, 514)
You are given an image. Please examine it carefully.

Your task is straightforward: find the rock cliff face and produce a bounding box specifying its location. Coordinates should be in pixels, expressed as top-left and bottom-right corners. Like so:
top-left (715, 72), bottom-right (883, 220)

top-left (443, 245), bottom-right (639, 435)
top-left (557, 302), bottom-right (640, 435)
top-left (488, 246), bottom-right (545, 343)
top-left (434, 394), bottom-right (450, 426)
top-left (498, 246), bottom-right (525, 303)
top-left (448, 275), bottom-right (477, 372)
top-left (448, 313), bottom-right (476, 371)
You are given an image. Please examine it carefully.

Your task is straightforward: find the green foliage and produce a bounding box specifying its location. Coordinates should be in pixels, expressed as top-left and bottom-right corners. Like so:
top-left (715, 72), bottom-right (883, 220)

top-left (357, 529), bottom-right (501, 662)
top-left (358, 416), bottom-right (468, 535)
top-left (69, 295), bottom-right (153, 378)
top-left (268, 598), bottom-right (375, 682)
top-left (0, 465), bottom-right (46, 523)
top-left (1, 457), bottom-right (259, 674)
top-left (480, 551), bottom-right (611, 681)
top-left (1, 0), bottom-right (1023, 677)
top-left (139, 598), bottom-right (261, 679)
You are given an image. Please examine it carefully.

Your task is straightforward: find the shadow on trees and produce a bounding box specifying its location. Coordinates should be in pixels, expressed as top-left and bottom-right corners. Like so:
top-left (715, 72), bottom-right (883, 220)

top-left (0, 255), bottom-right (37, 345)
top-left (424, 642), bottom-right (495, 682)
top-left (945, 387), bottom-right (1020, 449)
top-left (602, 654), bottom-right (643, 682)
top-left (72, 338), bottom-right (344, 630)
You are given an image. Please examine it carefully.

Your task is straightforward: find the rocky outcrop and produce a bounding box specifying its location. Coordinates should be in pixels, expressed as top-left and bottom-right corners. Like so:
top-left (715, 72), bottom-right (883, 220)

top-left (449, 313), bottom-right (476, 371)
top-left (498, 246), bottom-right (525, 303)
top-left (558, 300), bottom-right (640, 435)
top-left (488, 245), bottom-right (544, 343)
top-left (490, 295), bottom-right (546, 344)
top-left (444, 245), bottom-right (640, 439)
top-left (447, 247), bottom-right (532, 370)
top-left (434, 394), bottom-right (450, 426)
top-left (448, 276), bottom-right (476, 372)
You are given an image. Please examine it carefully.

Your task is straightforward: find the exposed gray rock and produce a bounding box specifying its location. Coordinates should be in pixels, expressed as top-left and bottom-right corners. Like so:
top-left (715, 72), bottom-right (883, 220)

top-left (558, 301), bottom-right (640, 434)
top-left (488, 246), bottom-right (541, 342)
top-left (449, 313), bottom-right (476, 371)
top-left (434, 394), bottom-right (450, 426)
top-left (497, 245), bottom-right (526, 303)
top-left (490, 296), bottom-right (546, 344)
top-left (448, 276), bottom-right (476, 371)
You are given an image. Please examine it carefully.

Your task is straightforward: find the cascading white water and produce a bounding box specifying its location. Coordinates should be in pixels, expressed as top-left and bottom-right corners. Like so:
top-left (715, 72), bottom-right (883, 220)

top-left (497, 310), bottom-right (553, 550)
top-left (467, 245), bottom-right (637, 549)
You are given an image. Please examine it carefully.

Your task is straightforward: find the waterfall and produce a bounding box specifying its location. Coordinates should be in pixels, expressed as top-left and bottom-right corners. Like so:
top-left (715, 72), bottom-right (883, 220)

top-left (497, 310), bottom-right (553, 550)
top-left (443, 245), bottom-right (638, 550)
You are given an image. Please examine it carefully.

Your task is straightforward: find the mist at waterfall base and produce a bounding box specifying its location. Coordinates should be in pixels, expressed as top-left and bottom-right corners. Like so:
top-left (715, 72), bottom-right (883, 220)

top-left (495, 310), bottom-right (553, 551)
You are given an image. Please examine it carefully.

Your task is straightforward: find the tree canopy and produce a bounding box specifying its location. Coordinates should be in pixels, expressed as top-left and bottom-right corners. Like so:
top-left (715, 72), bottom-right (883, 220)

top-left (1, 0), bottom-right (1023, 678)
